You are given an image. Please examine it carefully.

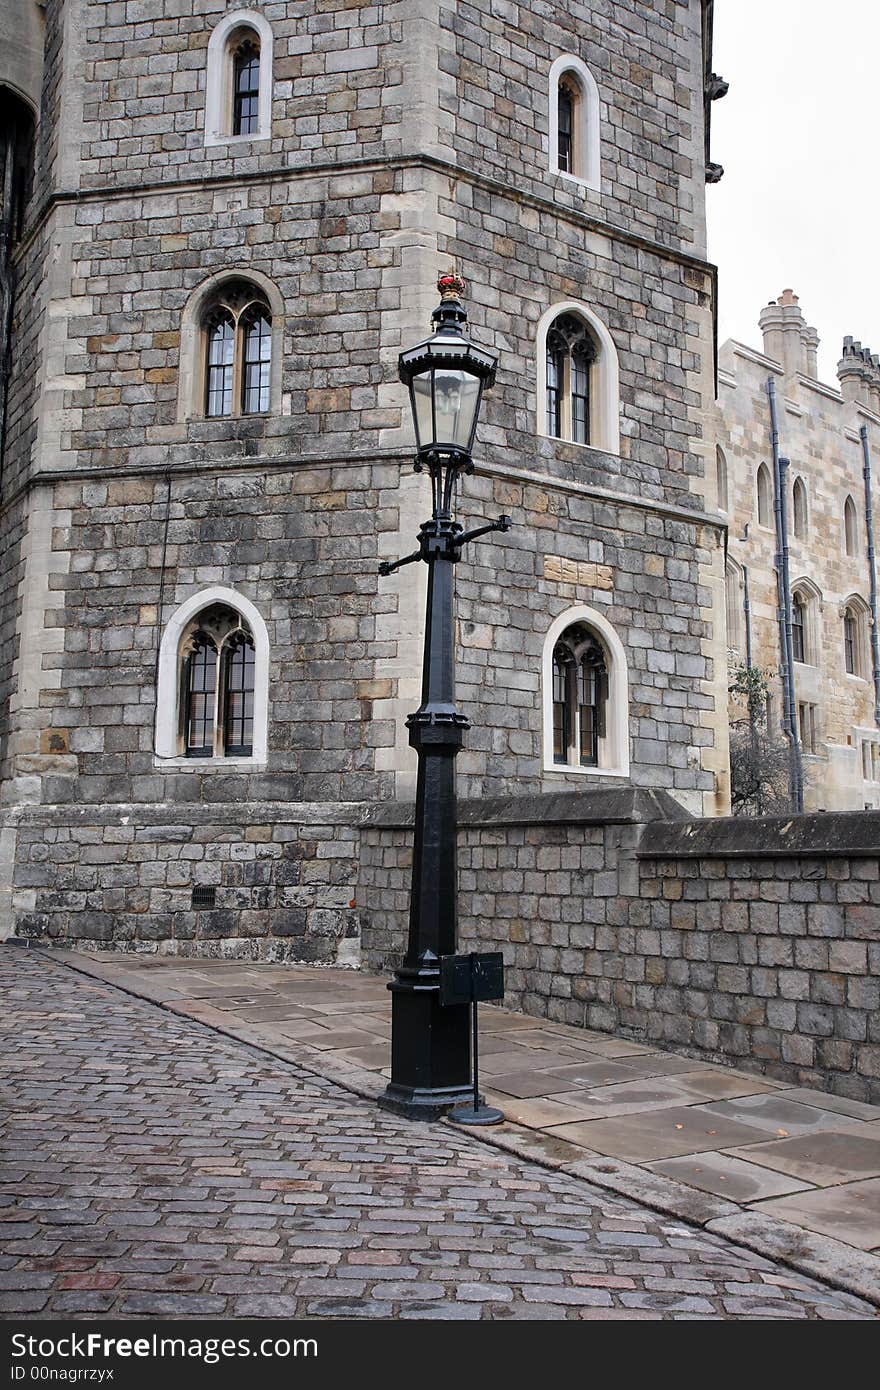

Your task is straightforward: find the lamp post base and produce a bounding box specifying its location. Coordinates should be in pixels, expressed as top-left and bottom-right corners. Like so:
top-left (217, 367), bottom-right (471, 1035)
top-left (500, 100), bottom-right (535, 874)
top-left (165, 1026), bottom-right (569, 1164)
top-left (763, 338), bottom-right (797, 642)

top-left (378, 977), bottom-right (472, 1121)
top-left (378, 1081), bottom-right (475, 1123)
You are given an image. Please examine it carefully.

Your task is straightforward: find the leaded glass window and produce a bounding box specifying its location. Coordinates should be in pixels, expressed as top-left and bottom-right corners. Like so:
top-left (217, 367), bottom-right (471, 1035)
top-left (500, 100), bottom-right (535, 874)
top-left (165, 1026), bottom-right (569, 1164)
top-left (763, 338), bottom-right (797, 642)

top-left (546, 340), bottom-right (564, 438)
top-left (552, 648), bottom-right (569, 764)
top-left (201, 283), bottom-right (273, 420)
top-left (557, 82), bottom-right (574, 172)
top-left (791, 593), bottom-right (806, 664)
top-left (179, 607), bottom-right (256, 759)
top-left (545, 315), bottom-right (596, 446)
top-left (233, 40), bottom-right (260, 136)
top-left (185, 635), bottom-right (217, 757)
top-left (242, 308), bottom-right (272, 415)
top-left (206, 314), bottom-right (234, 417)
top-left (223, 634), bottom-right (256, 756)
top-left (551, 625), bottom-right (607, 769)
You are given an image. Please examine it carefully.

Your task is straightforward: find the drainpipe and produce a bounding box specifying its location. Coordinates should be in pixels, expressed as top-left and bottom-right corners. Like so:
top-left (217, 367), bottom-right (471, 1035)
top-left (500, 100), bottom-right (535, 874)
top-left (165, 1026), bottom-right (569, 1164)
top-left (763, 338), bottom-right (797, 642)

top-left (860, 425), bottom-right (880, 728)
top-left (0, 121), bottom-right (17, 487)
top-left (767, 379), bottom-right (804, 811)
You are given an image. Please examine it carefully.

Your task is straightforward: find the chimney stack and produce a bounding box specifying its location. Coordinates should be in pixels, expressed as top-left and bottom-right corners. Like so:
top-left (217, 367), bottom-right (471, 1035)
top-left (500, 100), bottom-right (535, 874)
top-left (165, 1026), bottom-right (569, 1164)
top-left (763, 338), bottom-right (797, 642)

top-left (758, 290), bottom-right (819, 378)
top-left (837, 338), bottom-right (880, 413)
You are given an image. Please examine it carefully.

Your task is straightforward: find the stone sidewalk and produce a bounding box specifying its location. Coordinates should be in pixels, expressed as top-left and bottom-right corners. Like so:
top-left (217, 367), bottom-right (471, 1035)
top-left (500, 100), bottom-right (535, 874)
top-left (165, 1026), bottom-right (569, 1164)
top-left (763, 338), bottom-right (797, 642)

top-left (1, 948), bottom-right (876, 1320)
top-left (31, 947), bottom-right (880, 1304)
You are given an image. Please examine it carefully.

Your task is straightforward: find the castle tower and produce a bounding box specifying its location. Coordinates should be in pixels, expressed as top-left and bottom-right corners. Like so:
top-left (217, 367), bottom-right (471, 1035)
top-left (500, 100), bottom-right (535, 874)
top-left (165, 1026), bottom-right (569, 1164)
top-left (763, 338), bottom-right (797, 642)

top-left (0, 1), bottom-right (725, 957)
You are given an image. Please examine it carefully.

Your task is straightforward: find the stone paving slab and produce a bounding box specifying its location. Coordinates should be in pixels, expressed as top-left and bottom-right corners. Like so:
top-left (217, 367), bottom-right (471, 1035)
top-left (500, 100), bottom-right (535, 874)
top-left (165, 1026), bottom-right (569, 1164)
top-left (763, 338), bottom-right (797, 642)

top-left (647, 1153), bottom-right (816, 1204)
top-left (692, 1095), bottom-right (875, 1140)
top-left (723, 1133), bottom-right (880, 1187)
top-left (31, 950), bottom-right (880, 1290)
top-left (1, 948), bottom-right (877, 1321)
top-left (545, 1108), bottom-right (772, 1162)
top-left (750, 1180), bottom-right (880, 1251)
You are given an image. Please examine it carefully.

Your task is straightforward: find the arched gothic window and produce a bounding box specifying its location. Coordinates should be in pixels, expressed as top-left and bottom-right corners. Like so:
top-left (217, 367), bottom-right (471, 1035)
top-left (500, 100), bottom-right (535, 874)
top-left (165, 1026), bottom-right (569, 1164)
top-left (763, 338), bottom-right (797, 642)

top-left (844, 607), bottom-right (857, 676)
top-left (542, 607), bottom-right (628, 777)
top-left (156, 587), bottom-right (269, 763)
top-left (548, 55), bottom-right (601, 191)
top-left (792, 476), bottom-right (808, 539)
top-left (205, 11), bottom-right (274, 146)
top-left (201, 281), bottom-right (272, 418)
top-left (844, 495), bottom-right (859, 557)
top-left (843, 599), bottom-right (868, 679)
top-left (552, 625), bottom-right (608, 767)
top-left (180, 605), bottom-right (256, 759)
top-left (756, 463), bottom-right (772, 527)
top-left (537, 302), bottom-right (619, 454)
top-left (716, 445), bottom-right (729, 513)
top-left (545, 314), bottom-right (597, 446)
top-left (791, 591), bottom-right (806, 664)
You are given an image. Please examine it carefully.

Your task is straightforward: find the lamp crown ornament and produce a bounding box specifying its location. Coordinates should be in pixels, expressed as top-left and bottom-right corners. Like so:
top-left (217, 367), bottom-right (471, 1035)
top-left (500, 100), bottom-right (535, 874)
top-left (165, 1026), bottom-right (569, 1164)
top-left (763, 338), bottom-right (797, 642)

top-left (433, 271), bottom-right (468, 333)
top-left (438, 271), bottom-right (466, 301)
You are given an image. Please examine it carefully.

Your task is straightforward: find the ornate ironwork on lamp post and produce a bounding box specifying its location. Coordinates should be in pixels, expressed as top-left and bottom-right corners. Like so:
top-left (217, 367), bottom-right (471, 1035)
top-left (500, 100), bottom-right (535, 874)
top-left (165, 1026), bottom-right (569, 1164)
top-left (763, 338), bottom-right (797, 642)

top-left (377, 273), bottom-right (511, 1121)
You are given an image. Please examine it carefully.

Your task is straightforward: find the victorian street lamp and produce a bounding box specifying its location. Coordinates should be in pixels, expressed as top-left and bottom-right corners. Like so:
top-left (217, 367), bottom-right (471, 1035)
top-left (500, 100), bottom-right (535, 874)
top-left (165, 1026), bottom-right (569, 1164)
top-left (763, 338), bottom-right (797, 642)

top-left (377, 273), bottom-right (511, 1121)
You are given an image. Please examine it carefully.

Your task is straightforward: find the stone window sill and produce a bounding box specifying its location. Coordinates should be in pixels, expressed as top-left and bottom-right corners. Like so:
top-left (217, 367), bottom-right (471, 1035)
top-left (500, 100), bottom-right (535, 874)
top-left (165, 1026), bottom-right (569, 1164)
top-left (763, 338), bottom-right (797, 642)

top-left (205, 133), bottom-right (272, 148)
top-left (153, 757), bottom-right (267, 772)
top-left (550, 169), bottom-right (601, 196)
top-left (543, 762), bottom-right (629, 779)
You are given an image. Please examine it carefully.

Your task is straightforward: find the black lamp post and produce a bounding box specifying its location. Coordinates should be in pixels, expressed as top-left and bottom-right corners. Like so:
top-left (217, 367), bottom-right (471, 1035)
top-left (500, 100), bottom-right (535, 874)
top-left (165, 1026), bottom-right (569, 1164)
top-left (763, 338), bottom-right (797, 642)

top-left (377, 273), bottom-right (510, 1121)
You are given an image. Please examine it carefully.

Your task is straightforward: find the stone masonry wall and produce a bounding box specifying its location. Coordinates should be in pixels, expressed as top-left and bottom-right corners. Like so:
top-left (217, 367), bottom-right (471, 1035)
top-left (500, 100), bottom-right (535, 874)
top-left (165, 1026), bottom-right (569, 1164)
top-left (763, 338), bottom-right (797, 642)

top-left (718, 327), bottom-right (880, 812)
top-left (5, 800), bottom-right (362, 962)
top-left (358, 792), bottom-right (880, 1103)
top-left (1, 0), bottom-right (726, 822)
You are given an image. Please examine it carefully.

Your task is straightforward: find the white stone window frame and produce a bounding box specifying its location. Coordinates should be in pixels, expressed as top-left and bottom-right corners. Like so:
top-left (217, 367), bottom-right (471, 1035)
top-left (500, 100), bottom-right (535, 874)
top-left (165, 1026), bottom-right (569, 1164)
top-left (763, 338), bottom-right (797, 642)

top-left (536, 300), bottom-right (620, 456)
top-left (715, 444), bottom-right (729, 514)
top-left (177, 267), bottom-right (284, 423)
top-left (843, 494), bottom-right (860, 557)
top-left (797, 699), bottom-right (819, 754)
top-left (725, 555), bottom-right (744, 654)
top-left (205, 9), bottom-right (274, 147)
top-left (791, 473), bottom-right (809, 541)
top-left (756, 462), bottom-right (773, 529)
top-left (859, 732), bottom-right (880, 783)
top-left (548, 54), bottom-right (601, 193)
top-left (155, 587), bottom-right (269, 767)
top-left (842, 593), bottom-right (871, 682)
top-left (790, 577), bottom-right (822, 668)
top-left (542, 604), bottom-right (629, 778)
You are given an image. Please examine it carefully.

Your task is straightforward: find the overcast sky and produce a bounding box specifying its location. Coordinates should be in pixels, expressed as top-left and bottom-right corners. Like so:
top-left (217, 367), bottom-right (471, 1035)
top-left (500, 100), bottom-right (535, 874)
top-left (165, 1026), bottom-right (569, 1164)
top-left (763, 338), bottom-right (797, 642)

top-left (706, 0), bottom-right (880, 384)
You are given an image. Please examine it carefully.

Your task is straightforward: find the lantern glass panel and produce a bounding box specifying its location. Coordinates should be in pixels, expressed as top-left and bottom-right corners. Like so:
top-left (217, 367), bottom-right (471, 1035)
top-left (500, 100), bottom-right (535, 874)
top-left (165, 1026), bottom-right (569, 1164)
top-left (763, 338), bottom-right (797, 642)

top-left (434, 369), bottom-right (481, 450)
top-left (412, 373), bottom-right (435, 451)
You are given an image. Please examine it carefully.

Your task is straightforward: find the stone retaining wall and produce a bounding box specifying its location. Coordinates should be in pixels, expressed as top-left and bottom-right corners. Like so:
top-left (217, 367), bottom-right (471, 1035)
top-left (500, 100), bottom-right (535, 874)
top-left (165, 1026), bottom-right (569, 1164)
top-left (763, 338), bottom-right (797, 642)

top-left (358, 792), bottom-right (880, 1102)
top-left (3, 802), bottom-right (363, 964)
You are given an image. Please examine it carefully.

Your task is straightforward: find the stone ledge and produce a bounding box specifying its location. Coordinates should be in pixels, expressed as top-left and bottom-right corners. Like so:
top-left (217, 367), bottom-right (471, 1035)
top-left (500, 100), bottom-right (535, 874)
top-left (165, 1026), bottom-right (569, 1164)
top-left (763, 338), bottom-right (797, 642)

top-left (640, 811), bottom-right (880, 859)
top-left (0, 801), bottom-right (371, 830)
top-left (703, 1211), bottom-right (880, 1309)
top-left (364, 787), bottom-right (691, 831)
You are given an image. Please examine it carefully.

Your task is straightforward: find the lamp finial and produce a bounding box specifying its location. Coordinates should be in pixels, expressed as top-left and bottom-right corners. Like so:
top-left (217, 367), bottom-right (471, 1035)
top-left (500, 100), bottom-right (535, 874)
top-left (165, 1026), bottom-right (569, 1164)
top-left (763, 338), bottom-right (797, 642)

top-left (438, 271), bottom-right (465, 303)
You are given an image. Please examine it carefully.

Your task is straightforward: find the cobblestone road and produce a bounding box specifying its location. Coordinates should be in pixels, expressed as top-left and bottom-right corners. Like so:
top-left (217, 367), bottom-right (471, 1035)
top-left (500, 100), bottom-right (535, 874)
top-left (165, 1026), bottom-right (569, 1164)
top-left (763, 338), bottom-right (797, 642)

top-left (1, 951), bottom-right (874, 1320)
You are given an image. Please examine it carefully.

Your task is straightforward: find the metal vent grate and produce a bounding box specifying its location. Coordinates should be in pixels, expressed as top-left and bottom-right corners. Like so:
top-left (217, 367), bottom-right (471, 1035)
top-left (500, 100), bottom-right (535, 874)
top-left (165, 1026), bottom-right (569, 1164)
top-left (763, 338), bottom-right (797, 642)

top-left (191, 885), bottom-right (216, 910)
